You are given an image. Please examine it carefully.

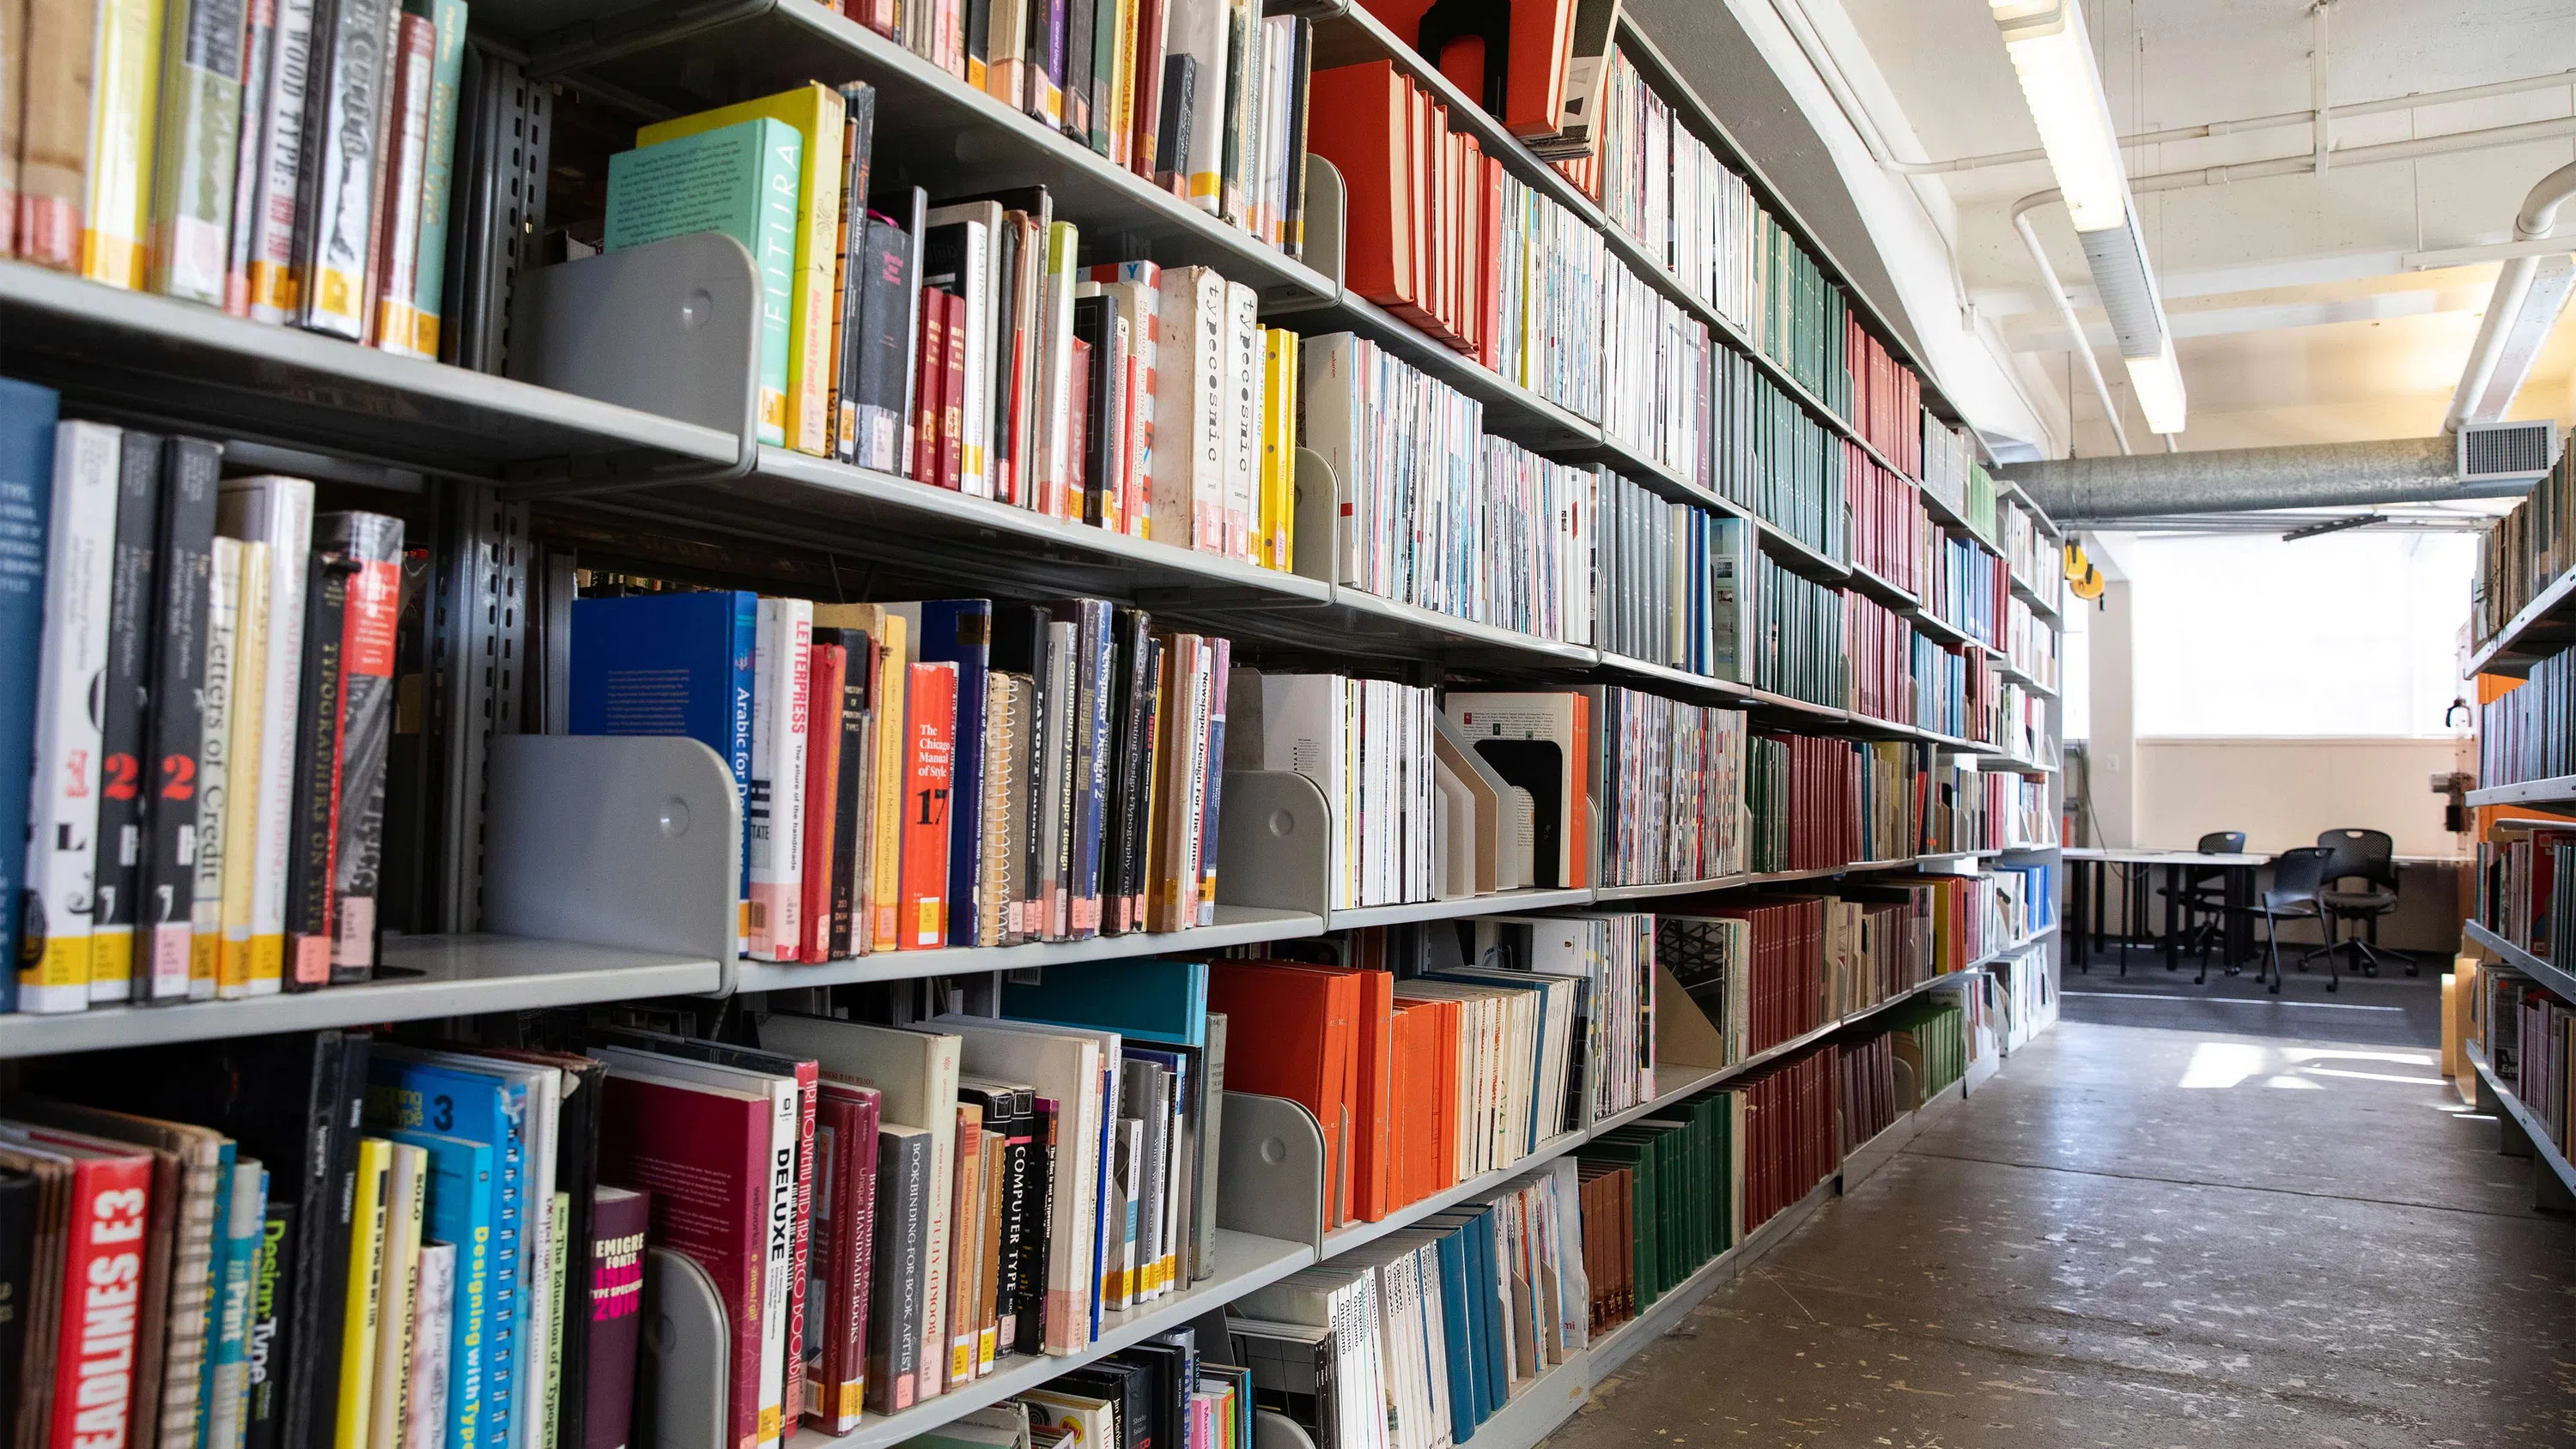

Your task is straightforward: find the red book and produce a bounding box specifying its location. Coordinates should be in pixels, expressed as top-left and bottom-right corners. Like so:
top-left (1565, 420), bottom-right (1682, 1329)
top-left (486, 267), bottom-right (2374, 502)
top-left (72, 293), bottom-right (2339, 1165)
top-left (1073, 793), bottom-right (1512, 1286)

top-left (914, 286), bottom-right (947, 484)
top-left (1066, 335), bottom-right (1091, 527)
top-left (3, 1126), bottom-right (153, 1449)
top-left (899, 660), bottom-right (957, 949)
top-left (1307, 62), bottom-right (1415, 313)
top-left (586, 1186), bottom-right (651, 1449)
top-left (939, 290), bottom-right (966, 493)
top-left (800, 642), bottom-right (849, 964)
top-left (1129, 0), bottom-right (1170, 177)
top-left (808, 1082), bottom-right (881, 1433)
top-left (598, 1072), bottom-right (770, 1449)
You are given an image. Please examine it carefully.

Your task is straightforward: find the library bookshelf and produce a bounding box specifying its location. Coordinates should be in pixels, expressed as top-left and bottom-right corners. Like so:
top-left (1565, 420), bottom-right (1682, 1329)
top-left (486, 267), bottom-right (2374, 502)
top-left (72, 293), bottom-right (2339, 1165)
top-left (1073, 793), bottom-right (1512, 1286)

top-left (0, 3), bottom-right (2064, 1449)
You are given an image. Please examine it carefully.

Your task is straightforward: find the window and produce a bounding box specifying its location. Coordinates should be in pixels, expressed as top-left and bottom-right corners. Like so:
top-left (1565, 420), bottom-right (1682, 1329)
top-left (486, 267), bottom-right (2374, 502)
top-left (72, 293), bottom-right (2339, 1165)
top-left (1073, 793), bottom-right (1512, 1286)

top-left (2128, 530), bottom-right (2475, 737)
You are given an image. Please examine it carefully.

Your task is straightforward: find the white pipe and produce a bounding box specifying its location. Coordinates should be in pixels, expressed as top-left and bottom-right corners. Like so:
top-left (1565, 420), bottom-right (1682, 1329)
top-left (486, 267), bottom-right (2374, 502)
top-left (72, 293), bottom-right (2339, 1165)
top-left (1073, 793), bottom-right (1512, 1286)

top-left (2446, 159), bottom-right (2576, 429)
top-left (2013, 191), bottom-right (2133, 456)
top-left (2310, 3), bottom-right (2330, 179)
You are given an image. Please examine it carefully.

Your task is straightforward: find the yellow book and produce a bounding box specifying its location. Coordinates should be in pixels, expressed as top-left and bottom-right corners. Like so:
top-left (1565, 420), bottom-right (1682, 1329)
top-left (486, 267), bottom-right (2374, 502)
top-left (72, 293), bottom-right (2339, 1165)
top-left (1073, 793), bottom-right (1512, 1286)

top-left (1260, 327), bottom-right (1297, 573)
top-left (335, 1138), bottom-right (392, 1449)
top-left (217, 539), bottom-right (270, 996)
top-left (1109, 0), bottom-right (1137, 171)
top-left (82, 0), bottom-right (163, 288)
top-left (637, 85), bottom-right (846, 458)
top-left (190, 537), bottom-right (245, 997)
top-left (368, 1143), bottom-right (428, 1449)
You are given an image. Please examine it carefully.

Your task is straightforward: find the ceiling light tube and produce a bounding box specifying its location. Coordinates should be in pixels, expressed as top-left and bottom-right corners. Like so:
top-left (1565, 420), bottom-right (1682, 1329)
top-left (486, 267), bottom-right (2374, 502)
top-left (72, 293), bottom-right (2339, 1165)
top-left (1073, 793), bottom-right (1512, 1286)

top-left (2124, 343), bottom-right (2189, 435)
top-left (1990, 1), bottom-right (2131, 232)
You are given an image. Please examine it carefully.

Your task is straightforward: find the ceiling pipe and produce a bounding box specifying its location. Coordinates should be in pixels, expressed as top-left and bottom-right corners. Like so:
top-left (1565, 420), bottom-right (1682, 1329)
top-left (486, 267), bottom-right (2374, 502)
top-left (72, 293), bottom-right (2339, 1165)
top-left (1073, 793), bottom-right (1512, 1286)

top-left (2445, 159), bottom-right (2576, 428)
top-left (2013, 190), bottom-right (2132, 456)
top-left (1996, 436), bottom-right (2543, 520)
top-left (2309, 3), bottom-right (2330, 179)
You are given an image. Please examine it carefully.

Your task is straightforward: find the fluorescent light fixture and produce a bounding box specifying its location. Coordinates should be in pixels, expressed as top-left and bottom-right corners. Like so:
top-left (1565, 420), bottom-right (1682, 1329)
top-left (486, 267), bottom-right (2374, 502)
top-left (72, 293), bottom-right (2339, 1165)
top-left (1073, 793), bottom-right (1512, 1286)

top-left (2124, 342), bottom-right (2188, 434)
top-left (1990, 1), bottom-right (2130, 232)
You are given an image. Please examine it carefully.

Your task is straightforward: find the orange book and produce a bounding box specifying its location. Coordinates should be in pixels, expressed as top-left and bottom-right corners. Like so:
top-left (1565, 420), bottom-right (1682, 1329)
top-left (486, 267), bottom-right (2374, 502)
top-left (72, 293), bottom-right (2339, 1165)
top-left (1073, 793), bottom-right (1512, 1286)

top-left (1427, 996), bottom-right (1461, 1190)
top-left (1570, 691), bottom-right (1593, 888)
top-left (1504, 0), bottom-right (1575, 138)
top-left (1478, 154), bottom-right (1504, 371)
top-left (898, 660), bottom-right (958, 949)
top-left (1306, 62), bottom-right (1414, 313)
top-left (1389, 997), bottom-right (1445, 1209)
top-left (799, 641), bottom-right (848, 963)
top-left (1350, 968), bottom-right (1395, 1222)
top-left (1206, 960), bottom-right (1361, 1227)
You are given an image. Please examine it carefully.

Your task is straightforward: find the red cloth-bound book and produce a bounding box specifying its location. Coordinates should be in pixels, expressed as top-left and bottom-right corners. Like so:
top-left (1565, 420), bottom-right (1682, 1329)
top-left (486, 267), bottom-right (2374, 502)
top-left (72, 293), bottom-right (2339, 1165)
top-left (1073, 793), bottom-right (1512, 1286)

top-left (914, 286), bottom-right (948, 485)
top-left (809, 1082), bottom-right (881, 1432)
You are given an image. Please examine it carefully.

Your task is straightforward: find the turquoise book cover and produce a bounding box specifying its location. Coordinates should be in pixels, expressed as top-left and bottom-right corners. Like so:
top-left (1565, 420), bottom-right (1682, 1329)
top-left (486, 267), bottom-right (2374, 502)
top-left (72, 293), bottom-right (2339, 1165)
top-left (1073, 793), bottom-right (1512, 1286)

top-left (605, 116), bottom-right (802, 448)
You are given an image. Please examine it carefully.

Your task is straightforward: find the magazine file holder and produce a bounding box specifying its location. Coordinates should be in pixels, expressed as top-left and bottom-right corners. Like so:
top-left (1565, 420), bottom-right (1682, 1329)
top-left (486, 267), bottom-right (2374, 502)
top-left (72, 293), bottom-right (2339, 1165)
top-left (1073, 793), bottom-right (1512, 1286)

top-left (1256, 1411), bottom-right (1320, 1449)
top-left (1215, 770), bottom-right (1334, 919)
top-left (639, 1246), bottom-right (727, 1449)
top-left (482, 734), bottom-right (741, 971)
top-left (1217, 1091), bottom-right (1327, 1251)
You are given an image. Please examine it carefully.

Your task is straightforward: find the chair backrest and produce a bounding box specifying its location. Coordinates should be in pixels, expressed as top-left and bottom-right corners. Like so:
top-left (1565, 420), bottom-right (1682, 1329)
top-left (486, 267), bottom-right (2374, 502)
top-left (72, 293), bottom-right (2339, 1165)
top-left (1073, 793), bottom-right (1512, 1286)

top-left (2267, 846), bottom-right (2334, 907)
top-left (2196, 830), bottom-right (2247, 854)
top-left (2316, 828), bottom-right (2397, 889)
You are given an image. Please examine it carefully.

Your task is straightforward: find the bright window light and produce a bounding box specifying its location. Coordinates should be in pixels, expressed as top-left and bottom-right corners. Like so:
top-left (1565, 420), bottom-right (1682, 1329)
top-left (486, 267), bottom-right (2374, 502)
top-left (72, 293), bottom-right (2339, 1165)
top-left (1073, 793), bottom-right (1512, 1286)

top-left (1991, 1), bottom-right (2130, 232)
top-left (2124, 343), bottom-right (2188, 434)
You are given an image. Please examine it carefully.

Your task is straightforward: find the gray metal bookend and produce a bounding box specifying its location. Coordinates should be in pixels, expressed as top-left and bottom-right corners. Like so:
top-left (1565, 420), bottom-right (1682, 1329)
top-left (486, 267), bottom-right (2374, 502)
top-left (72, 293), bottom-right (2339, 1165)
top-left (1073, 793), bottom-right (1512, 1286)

top-left (1215, 770), bottom-right (1334, 917)
top-left (481, 734), bottom-right (741, 970)
top-left (505, 231), bottom-right (762, 489)
top-left (637, 1246), bottom-right (728, 1449)
top-left (1302, 157), bottom-right (1346, 294)
top-left (1215, 1090), bottom-right (1327, 1251)
top-left (1291, 450), bottom-right (1337, 585)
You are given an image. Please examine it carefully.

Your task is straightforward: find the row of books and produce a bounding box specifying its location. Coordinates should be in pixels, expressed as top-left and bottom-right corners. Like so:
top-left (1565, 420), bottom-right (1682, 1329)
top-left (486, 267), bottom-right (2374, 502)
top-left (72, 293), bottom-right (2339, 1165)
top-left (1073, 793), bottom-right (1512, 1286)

top-left (6, 0), bottom-right (468, 355)
top-left (1749, 556), bottom-right (1846, 710)
top-left (2476, 647), bottom-right (2576, 787)
top-left (570, 589), bottom-right (1235, 957)
top-left (2471, 822), bottom-right (2576, 966)
top-left (1304, 336), bottom-right (1589, 642)
top-left (953, 1322), bottom-right (1253, 1449)
top-left (1312, 59), bottom-right (1607, 425)
top-left (1657, 888), bottom-right (1953, 1061)
top-left (1743, 733), bottom-right (1875, 876)
top-left (1714, 350), bottom-right (1844, 567)
top-left (1, 387), bottom-right (402, 1014)
top-left (1594, 690), bottom-right (1749, 889)
top-left (1573, 1082), bottom-right (1743, 1332)
top-left (853, 0), bottom-right (1317, 263)
top-left (1924, 530), bottom-right (2006, 650)
top-left (1881, 994), bottom-right (1971, 1102)
top-left (1590, 472), bottom-right (1751, 679)
top-left (1564, 47), bottom-right (1759, 344)
top-left (1226, 1162), bottom-right (1585, 1449)
top-left (1836, 1032), bottom-right (1902, 1156)
top-left (1911, 634), bottom-right (1972, 741)
top-left (1849, 440), bottom-right (1928, 597)
top-left (1920, 416), bottom-right (1998, 542)
top-left (2003, 596), bottom-right (2060, 689)
top-left (1998, 494), bottom-right (2056, 603)
top-left (1844, 317), bottom-right (1923, 479)
top-left (2474, 444), bottom-right (2576, 652)
top-left (2487, 971), bottom-right (2573, 1164)
top-left (1988, 862), bottom-right (2057, 945)
top-left (1984, 681), bottom-right (2052, 762)
top-left (1983, 771), bottom-right (2059, 852)
top-left (1847, 592), bottom-right (1913, 729)
top-left (1601, 262), bottom-right (1712, 483)
top-left (1470, 914), bottom-right (1660, 1123)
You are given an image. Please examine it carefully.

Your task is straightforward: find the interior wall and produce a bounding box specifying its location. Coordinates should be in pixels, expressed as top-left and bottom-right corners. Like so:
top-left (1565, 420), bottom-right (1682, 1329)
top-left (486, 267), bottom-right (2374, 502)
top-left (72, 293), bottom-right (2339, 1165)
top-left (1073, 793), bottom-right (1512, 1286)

top-left (2136, 737), bottom-right (2471, 858)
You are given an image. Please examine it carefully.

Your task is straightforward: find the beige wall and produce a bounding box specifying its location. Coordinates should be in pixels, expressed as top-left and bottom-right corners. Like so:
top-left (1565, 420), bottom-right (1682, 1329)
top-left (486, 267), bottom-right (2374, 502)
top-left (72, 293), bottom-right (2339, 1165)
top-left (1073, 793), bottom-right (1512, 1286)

top-left (2135, 737), bottom-right (2470, 858)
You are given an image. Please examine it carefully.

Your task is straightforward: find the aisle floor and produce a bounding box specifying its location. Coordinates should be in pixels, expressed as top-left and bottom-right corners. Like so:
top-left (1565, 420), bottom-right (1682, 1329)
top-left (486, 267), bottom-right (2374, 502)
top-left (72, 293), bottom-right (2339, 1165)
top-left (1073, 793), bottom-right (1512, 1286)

top-left (1545, 1022), bottom-right (2576, 1447)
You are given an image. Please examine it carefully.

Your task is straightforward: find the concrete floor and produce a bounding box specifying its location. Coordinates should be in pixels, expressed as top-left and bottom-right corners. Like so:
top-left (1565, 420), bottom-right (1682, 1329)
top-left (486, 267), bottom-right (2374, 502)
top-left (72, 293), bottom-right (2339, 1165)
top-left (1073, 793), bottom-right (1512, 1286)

top-left (1548, 1021), bottom-right (2576, 1448)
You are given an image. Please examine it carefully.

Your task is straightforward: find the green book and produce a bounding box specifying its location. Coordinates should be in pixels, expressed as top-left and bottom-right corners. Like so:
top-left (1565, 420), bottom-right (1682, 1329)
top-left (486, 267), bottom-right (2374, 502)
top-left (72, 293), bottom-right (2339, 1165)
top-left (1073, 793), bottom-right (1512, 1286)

top-left (149, 0), bottom-right (249, 305)
top-left (409, 0), bottom-right (471, 359)
top-left (605, 116), bottom-right (802, 447)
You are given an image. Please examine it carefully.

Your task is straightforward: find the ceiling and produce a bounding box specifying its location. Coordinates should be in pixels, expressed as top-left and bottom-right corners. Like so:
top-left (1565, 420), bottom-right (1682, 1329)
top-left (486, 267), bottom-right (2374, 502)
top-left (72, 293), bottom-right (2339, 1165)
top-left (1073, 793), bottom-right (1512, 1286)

top-left (1790, 0), bottom-right (2576, 458)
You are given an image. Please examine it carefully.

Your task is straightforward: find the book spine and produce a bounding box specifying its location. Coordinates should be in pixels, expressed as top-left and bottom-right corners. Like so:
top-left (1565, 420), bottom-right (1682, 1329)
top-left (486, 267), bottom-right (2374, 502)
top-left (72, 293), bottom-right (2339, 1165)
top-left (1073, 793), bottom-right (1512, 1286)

top-left (49, 1156), bottom-right (156, 1449)
top-left (19, 421), bottom-right (121, 1012)
top-left (782, 1076), bottom-right (817, 1447)
top-left (899, 661), bottom-right (959, 949)
top-left (403, 1243), bottom-right (454, 1449)
top-left (333, 1138), bottom-right (391, 1449)
top-left (140, 437), bottom-right (220, 1002)
top-left (215, 476), bottom-right (312, 997)
top-left (862, 1130), bottom-right (925, 1416)
top-left (221, 0), bottom-right (275, 312)
top-left (799, 642), bottom-right (847, 963)
top-left (580, 1194), bottom-right (645, 1449)
top-left (191, 537), bottom-right (244, 999)
top-left (406, 0), bottom-right (467, 356)
top-left (240, 1199), bottom-right (295, 1449)
top-left (279, 546), bottom-right (349, 989)
top-left (17, 0), bottom-right (95, 269)
top-left (322, 511), bottom-right (402, 979)
top-left (150, 0), bottom-right (249, 303)
top-left (364, 13), bottom-right (434, 353)
top-left (210, 1163), bottom-right (270, 1449)
top-left (82, 0), bottom-right (163, 288)
top-left (92, 429), bottom-right (163, 1005)
top-left (291, 0), bottom-right (392, 337)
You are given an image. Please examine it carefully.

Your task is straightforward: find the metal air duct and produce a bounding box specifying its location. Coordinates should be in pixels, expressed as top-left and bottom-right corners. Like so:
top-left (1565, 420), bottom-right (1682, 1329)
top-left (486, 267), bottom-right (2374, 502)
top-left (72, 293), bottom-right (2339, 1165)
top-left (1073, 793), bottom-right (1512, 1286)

top-left (1995, 436), bottom-right (2539, 521)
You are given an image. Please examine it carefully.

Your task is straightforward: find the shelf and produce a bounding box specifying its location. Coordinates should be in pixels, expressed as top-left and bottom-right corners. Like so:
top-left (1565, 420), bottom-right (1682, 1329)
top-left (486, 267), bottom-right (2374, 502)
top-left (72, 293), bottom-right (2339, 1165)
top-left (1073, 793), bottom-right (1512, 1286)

top-left (1320, 1126), bottom-right (1589, 1260)
top-left (2467, 561), bottom-right (2576, 676)
top-left (731, 905), bottom-right (1328, 993)
top-left (2011, 574), bottom-right (2063, 621)
top-left (1299, 588), bottom-right (1600, 671)
top-left (0, 935), bottom-right (726, 1060)
top-left (1906, 606), bottom-right (1978, 649)
top-left (1845, 562), bottom-right (1919, 609)
top-left (0, 260), bottom-right (740, 487)
top-left (2465, 776), bottom-right (2576, 808)
top-left (1325, 887), bottom-right (1598, 932)
top-left (2464, 919), bottom-right (2576, 1003)
top-left (787, 1228), bottom-right (1315, 1449)
top-left (1996, 659), bottom-right (2059, 698)
top-left (2466, 1044), bottom-right (2576, 1203)
top-left (516, 0), bottom-right (1336, 310)
top-left (1746, 512), bottom-right (1851, 583)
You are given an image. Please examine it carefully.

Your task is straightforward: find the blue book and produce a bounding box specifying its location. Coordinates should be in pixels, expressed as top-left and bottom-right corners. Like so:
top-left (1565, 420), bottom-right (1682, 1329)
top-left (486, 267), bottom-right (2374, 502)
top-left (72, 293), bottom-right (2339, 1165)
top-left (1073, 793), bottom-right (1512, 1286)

top-left (914, 600), bottom-right (993, 946)
top-left (1000, 957), bottom-right (1206, 1046)
top-left (0, 379), bottom-right (58, 999)
top-left (205, 1159), bottom-right (267, 1449)
top-left (568, 590), bottom-right (759, 911)
top-left (388, 1129), bottom-right (495, 1449)
top-left (1431, 1226), bottom-right (1482, 1434)
top-left (367, 1056), bottom-right (526, 1449)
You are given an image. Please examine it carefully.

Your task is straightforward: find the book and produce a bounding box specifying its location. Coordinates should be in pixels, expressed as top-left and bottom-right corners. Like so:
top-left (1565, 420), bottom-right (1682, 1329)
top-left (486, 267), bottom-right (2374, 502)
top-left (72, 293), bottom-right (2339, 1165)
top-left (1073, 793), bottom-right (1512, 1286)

top-left (805, 1086), bottom-right (878, 1433)
top-left (901, 660), bottom-right (961, 949)
top-left (404, 1241), bottom-right (455, 1449)
top-left (603, 118), bottom-right (804, 449)
top-left (293, 0), bottom-right (396, 338)
top-left (319, 512), bottom-right (403, 980)
top-left (799, 640), bottom-right (849, 964)
top-left (748, 597), bottom-right (815, 961)
top-left (280, 545), bottom-right (350, 990)
top-left (0, 382), bottom-right (61, 1009)
top-left (19, 421), bottom-right (119, 1013)
top-left (865, 1125), bottom-right (931, 1415)
top-left (406, 0), bottom-right (470, 358)
top-left (363, 13), bottom-right (434, 352)
top-left (213, 475), bottom-right (314, 999)
top-left (582, 1188), bottom-right (646, 1449)
top-left (149, 0), bottom-right (251, 304)
top-left (366, 1143), bottom-right (428, 1449)
top-left (190, 537), bottom-right (246, 1001)
top-left (91, 427), bottom-right (165, 1007)
top-left (208, 1160), bottom-right (271, 1449)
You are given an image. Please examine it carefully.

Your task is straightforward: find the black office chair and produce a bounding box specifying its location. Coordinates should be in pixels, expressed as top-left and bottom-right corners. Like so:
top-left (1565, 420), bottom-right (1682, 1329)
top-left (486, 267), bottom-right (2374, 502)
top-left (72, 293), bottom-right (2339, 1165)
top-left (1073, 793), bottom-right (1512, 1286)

top-left (2161, 830), bottom-right (2248, 964)
top-left (2258, 846), bottom-right (2337, 993)
top-left (2316, 828), bottom-right (2408, 977)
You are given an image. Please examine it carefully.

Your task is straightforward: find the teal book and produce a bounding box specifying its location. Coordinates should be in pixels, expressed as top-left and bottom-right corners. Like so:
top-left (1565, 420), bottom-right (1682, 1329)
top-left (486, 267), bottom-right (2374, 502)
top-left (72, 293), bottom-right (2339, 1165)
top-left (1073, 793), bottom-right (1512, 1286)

top-left (1000, 957), bottom-right (1207, 1046)
top-left (408, 0), bottom-right (471, 358)
top-left (204, 1158), bottom-right (268, 1449)
top-left (386, 1130), bottom-right (495, 1449)
top-left (604, 116), bottom-right (802, 448)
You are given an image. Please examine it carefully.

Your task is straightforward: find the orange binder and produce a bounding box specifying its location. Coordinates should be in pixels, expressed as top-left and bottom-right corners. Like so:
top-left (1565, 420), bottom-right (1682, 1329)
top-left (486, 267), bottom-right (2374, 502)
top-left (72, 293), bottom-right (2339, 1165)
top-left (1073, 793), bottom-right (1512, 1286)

top-left (1206, 961), bottom-right (1363, 1226)
top-left (898, 660), bottom-right (958, 949)
top-left (1308, 63), bottom-right (1416, 314)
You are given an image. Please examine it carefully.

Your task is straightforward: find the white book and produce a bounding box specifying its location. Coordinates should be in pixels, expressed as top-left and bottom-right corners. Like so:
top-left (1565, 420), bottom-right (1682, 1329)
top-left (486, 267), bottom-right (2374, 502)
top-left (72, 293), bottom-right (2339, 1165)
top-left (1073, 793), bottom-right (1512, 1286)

top-left (370, 1143), bottom-right (428, 1449)
top-left (593, 1047), bottom-right (797, 1449)
top-left (748, 597), bottom-right (814, 960)
top-left (215, 476), bottom-right (313, 997)
top-left (1164, 0), bottom-right (1229, 209)
top-left (404, 1242), bottom-right (457, 1449)
top-left (1151, 266), bottom-right (1224, 549)
top-left (20, 421), bottom-right (119, 1014)
top-left (924, 207), bottom-right (998, 498)
top-left (217, 540), bottom-right (271, 997)
top-left (1094, 278), bottom-right (1158, 532)
top-left (1041, 223), bottom-right (1080, 514)
top-left (189, 537), bottom-right (245, 1001)
top-left (1221, 281), bottom-right (1260, 561)
top-left (242, 0), bottom-right (318, 324)
top-left (756, 1017), bottom-right (961, 1397)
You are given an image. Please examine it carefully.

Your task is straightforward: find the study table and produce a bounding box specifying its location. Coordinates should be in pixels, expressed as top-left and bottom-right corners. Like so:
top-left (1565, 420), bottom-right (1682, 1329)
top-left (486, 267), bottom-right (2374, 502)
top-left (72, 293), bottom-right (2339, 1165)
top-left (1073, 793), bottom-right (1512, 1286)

top-left (2064, 847), bottom-right (2274, 980)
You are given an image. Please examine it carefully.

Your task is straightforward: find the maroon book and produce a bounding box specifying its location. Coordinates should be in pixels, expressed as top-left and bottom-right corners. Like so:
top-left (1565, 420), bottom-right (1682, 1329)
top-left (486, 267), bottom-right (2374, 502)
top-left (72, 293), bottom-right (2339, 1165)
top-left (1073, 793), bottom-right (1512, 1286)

top-left (584, 1185), bottom-right (650, 1449)
top-left (808, 1082), bottom-right (882, 1432)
